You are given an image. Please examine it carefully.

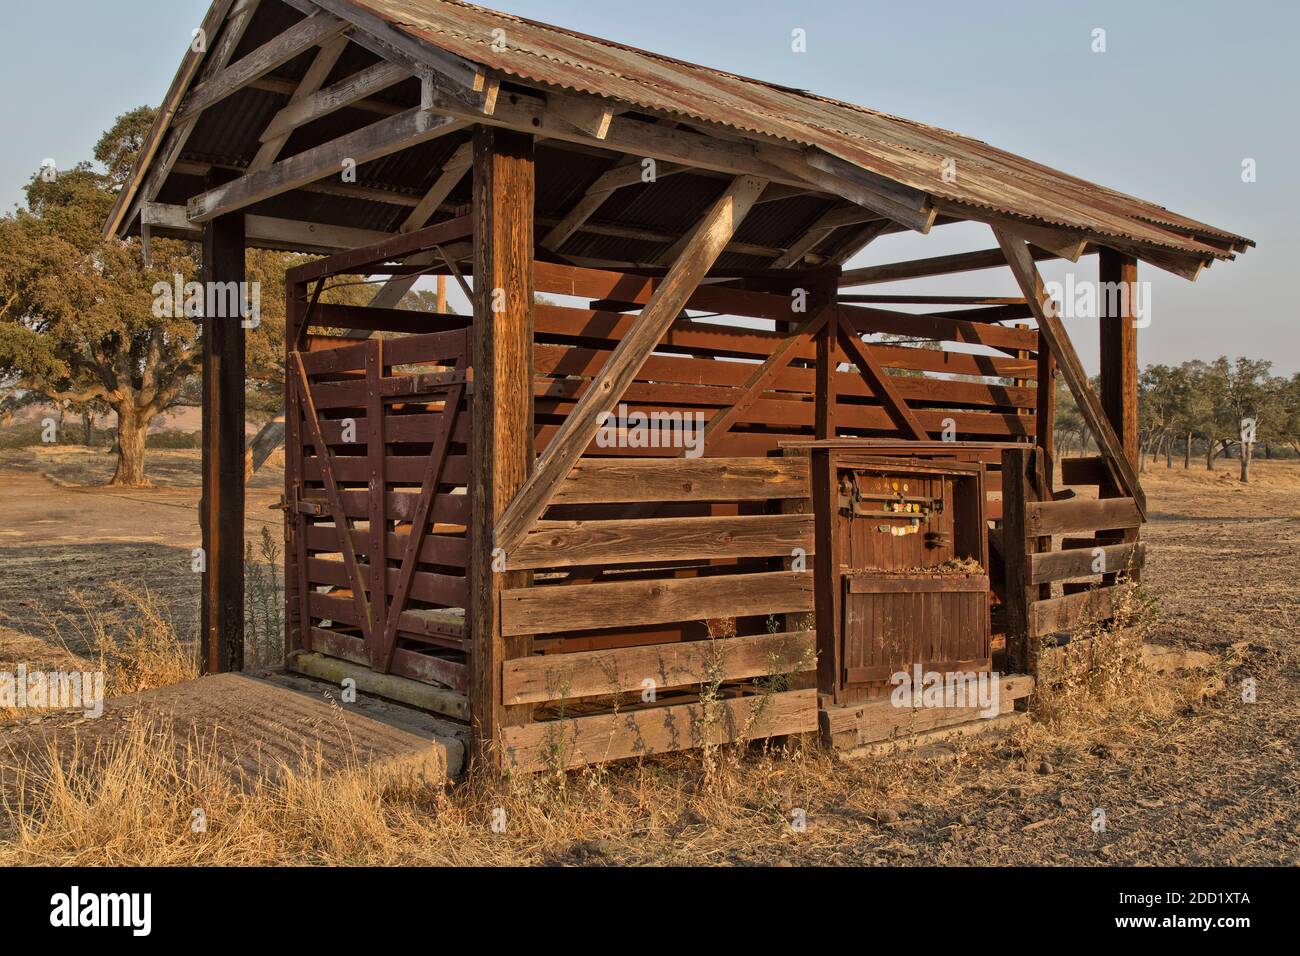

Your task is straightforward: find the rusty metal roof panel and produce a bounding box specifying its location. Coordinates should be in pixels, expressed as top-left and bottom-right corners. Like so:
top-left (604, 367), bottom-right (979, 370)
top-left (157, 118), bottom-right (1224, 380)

top-left (348, 0), bottom-right (1251, 256)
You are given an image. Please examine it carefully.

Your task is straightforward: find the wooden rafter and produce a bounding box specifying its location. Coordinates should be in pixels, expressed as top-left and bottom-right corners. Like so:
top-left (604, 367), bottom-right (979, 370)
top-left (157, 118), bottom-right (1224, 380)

top-left (993, 228), bottom-right (1147, 517)
top-left (113, 0), bottom-right (260, 240)
top-left (175, 12), bottom-right (349, 125)
top-left (773, 208), bottom-right (887, 269)
top-left (542, 121), bottom-right (685, 253)
top-left (841, 244), bottom-right (1089, 287)
top-left (248, 33), bottom-right (351, 172)
top-left (296, 0), bottom-right (488, 113)
top-left (187, 108), bottom-right (468, 223)
top-left (833, 308), bottom-right (928, 440)
top-left (493, 174), bottom-right (769, 555)
top-left (258, 61), bottom-right (410, 143)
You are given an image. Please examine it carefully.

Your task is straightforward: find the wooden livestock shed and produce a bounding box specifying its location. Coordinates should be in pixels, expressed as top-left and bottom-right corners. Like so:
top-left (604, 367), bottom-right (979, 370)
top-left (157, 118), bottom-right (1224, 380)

top-left (105, 0), bottom-right (1253, 771)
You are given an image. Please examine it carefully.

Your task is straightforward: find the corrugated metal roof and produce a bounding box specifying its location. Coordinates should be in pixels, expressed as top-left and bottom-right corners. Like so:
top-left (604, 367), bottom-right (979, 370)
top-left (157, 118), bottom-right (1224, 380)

top-left (350, 0), bottom-right (1251, 259)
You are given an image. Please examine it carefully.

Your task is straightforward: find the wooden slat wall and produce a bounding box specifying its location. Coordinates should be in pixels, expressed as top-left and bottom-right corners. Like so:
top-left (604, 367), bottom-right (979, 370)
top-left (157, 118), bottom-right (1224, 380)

top-left (530, 262), bottom-right (1040, 463)
top-left (290, 319), bottom-right (471, 689)
top-left (496, 454), bottom-right (819, 770)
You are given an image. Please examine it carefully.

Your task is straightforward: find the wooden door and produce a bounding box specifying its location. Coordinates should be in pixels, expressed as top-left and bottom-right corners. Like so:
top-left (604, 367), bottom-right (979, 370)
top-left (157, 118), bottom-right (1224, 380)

top-left (286, 331), bottom-right (469, 682)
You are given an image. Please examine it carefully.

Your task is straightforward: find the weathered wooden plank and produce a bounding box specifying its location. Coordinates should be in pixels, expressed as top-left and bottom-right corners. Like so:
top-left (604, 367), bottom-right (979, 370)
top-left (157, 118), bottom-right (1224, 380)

top-left (1030, 585), bottom-right (1131, 637)
top-left (501, 569), bottom-right (813, 636)
top-left (1060, 455), bottom-right (1109, 486)
top-left (501, 688), bottom-right (818, 772)
top-left (502, 630), bottom-right (815, 704)
top-left (308, 626), bottom-right (467, 693)
top-left (176, 12), bottom-right (349, 124)
top-left (846, 574), bottom-right (989, 594)
top-left (259, 61), bottom-right (411, 143)
top-left (534, 343), bottom-right (1036, 411)
top-left (839, 303), bottom-right (1040, 352)
top-left (1030, 542), bottom-right (1145, 584)
top-left (293, 353), bottom-right (373, 644)
top-left (532, 302), bottom-right (1036, 379)
top-left (841, 244), bottom-right (1080, 286)
top-left (510, 514), bottom-right (814, 569)
top-left (822, 674), bottom-right (1033, 745)
top-left (188, 109), bottom-right (467, 222)
top-left (493, 175), bottom-right (768, 553)
top-left (249, 33), bottom-right (351, 171)
top-left (550, 456), bottom-right (809, 505)
top-left (304, 525), bottom-right (467, 569)
top-left (306, 557), bottom-right (466, 607)
top-left (1027, 497), bottom-right (1141, 536)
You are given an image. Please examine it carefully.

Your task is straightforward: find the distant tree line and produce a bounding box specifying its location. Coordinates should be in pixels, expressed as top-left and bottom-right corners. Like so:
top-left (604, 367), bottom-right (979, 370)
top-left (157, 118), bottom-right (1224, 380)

top-left (1055, 357), bottom-right (1300, 482)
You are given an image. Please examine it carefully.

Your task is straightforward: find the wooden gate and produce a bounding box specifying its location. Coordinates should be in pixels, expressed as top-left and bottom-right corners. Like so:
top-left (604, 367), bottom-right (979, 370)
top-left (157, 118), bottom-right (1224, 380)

top-left (285, 328), bottom-right (471, 699)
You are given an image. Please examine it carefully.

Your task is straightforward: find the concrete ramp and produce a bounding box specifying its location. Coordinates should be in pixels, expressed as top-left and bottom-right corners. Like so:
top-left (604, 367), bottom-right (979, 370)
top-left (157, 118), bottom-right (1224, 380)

top-left (0, 672), bottom-right (466, 791)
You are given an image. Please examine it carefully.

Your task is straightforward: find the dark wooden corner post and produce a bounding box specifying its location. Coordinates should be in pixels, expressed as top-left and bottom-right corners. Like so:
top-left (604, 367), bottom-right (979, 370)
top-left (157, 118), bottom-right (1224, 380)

top-left (1098, 248), bottom-right (1140, 581)
top-left (200, 210), bottom-right (246, 674)
top-left (469, 125), bottom-right (535, 768)
top-left (1000, 446), bottom-right (1040, 679)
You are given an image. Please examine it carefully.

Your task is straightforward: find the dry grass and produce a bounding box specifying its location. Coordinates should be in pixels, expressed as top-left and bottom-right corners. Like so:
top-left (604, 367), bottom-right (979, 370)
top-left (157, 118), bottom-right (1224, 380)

top-left (52, 582), bottom-right (197, 697)
top-left (0, 598), bottom-right (1211, 868)
top-left (2, 462), bottom-right (1295, 866)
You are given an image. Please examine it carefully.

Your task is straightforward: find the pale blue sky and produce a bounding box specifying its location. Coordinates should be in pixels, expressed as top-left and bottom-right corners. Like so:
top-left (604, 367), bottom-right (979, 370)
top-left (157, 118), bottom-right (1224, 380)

top-left (1, 0), bottom-right (1294, 372)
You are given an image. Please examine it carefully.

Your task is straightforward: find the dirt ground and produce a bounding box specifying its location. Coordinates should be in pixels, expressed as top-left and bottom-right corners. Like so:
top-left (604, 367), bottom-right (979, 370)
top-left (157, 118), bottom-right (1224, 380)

top-left (0, 446), bottom-right (1296, 866)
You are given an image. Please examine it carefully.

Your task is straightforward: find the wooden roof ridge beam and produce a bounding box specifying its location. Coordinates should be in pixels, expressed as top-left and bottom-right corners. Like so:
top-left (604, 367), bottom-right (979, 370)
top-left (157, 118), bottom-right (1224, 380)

top-left (187, 108), bottom-right (468, 223)
top-left (833, 308), bottom-right (928, 441)
top-left (175, 11), bottom-right (350, 125)
top-left (840, 243), bottom-right (1092, 287)
top-left (257, 59), bottom-right (412, 144)
top-left (993, 228), bottom-right (1147, 518)
top-left (108, 0), bottom-right (261, 240)
top-left (249, 33), bottom-right (352, 173)
top-left (493, 174), bottom-right (769, 555)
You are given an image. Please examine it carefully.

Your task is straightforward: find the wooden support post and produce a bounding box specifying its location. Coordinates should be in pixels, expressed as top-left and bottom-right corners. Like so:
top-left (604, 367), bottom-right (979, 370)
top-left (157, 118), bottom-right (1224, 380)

top-left (815, 320), bottom-right (837, 440)
top-left (469, 125), bottom-right (535, 767)
top-left (200, 211), bottom-right (246, 674)
top-left (1098, 248), bottom-right (1141, 582)
top-left (1000, 446), bottom-right (1039, 680)
top-left (815, 273), bottom-right (839, 440)
top-left (284, 277), bottom-right (308, 660)
top-left (810, 448), bottom-right (841, 705)
top-left (1036, 341), bottom-right (1056, 495)
top-left (1099, 249), bottom-right (1140, 468)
